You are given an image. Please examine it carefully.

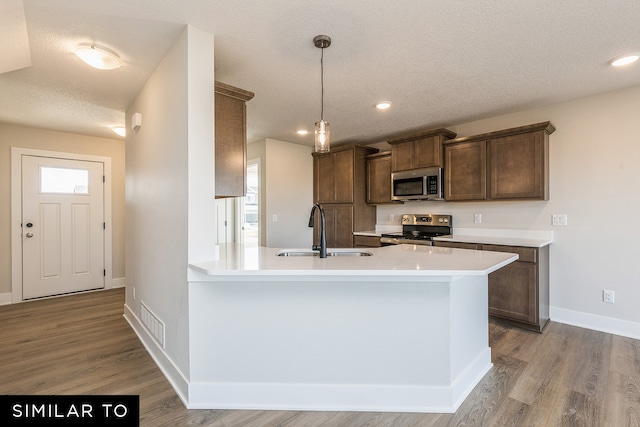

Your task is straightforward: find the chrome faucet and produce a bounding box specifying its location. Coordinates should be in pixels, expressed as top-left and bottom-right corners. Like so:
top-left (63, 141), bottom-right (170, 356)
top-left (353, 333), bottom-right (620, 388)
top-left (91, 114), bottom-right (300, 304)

top-left (308, 203), bottom-right (327, 258)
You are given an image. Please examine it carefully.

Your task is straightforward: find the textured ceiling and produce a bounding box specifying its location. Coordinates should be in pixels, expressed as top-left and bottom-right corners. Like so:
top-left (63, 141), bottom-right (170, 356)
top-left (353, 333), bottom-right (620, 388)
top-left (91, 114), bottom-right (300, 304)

top-left (1, 0), bottom-right (639, 144)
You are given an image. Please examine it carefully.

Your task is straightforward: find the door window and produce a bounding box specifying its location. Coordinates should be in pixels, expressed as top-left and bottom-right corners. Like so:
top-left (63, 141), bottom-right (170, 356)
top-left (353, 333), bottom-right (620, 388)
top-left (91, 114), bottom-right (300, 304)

top-left (40, 166), bottom-right (89, 194)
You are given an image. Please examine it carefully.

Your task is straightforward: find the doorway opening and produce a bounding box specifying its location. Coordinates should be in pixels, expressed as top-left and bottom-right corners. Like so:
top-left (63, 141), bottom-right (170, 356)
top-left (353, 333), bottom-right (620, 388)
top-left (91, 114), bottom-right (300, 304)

top-left (243, 161), bottom-right (259, 246)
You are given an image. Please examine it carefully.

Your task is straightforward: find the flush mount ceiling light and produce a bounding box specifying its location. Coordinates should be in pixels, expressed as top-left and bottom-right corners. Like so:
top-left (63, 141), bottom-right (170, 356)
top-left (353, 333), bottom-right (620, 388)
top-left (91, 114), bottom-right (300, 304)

top-left (112, 126), bottom-right (126, 137)
top-left (376, 101), bottom-right (392, 110)
top-left (609, 53), bottom-right (640, 67)
top-left (313, 35), bottom-right (331, 153)
top-left (75, 43), bottom-right (123, 70)
top-left (296, 129), bottom-right (309, 135)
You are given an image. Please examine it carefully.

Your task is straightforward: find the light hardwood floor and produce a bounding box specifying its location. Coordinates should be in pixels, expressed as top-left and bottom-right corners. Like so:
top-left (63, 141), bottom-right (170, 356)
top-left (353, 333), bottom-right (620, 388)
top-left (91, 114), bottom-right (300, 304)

top-left (1, 288), bottom-right (640, 426)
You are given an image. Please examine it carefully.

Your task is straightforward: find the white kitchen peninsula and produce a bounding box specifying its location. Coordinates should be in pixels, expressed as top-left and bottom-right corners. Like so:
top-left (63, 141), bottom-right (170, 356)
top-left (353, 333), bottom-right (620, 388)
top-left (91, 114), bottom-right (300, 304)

top-left (187, 243), bottom-right (517, 413)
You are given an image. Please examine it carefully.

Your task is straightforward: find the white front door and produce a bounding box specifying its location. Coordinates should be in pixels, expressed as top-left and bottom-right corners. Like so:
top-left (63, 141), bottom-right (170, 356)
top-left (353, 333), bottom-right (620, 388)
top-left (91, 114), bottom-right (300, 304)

top-left (21, 155), bottom-right (105, 299)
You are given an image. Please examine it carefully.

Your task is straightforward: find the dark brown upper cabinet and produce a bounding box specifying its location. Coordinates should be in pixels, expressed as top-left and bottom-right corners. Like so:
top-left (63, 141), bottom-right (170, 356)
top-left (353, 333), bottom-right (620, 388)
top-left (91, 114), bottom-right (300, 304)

top-left (312, 145), bottom-right (378, 248)
top-left (366, 152), bottom-right (398, 205)
top-left (443, 122), bottom-right (555, 201)
top-left (444, 139), bottom-right (487, 201)
top-left (215, 81), bottom-right (254, 198)
top-left (387, 128), bottom-right (457, 172)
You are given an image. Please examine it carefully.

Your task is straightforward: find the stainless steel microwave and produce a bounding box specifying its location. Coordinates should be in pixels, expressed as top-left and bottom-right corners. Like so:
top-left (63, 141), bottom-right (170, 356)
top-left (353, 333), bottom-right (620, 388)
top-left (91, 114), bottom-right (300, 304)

top-left (391, 167), bottom-right (444, 201)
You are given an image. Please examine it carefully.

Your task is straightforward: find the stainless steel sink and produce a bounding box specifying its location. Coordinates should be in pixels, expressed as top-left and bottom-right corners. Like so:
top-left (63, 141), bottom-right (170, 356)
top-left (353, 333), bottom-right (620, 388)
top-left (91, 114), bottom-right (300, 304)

top-left (276, 249), bottom-right (373, 257)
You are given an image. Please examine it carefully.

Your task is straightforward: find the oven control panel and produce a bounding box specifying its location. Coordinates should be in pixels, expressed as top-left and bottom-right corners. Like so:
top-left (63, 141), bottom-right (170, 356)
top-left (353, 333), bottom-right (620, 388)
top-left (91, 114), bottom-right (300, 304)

top-left (401, 214), bottom-right (451, 226)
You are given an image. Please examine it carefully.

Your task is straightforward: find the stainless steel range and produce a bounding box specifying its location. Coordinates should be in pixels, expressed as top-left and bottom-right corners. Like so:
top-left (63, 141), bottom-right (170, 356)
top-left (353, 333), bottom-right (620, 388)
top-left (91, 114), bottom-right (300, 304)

top-left (380, 214), bottom-right (452, 246)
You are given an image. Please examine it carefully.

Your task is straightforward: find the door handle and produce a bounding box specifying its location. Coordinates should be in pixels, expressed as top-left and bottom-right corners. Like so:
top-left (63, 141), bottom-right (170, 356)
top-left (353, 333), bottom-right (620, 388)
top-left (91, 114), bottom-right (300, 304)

top-left (26, 233), bottom-right (33, 238)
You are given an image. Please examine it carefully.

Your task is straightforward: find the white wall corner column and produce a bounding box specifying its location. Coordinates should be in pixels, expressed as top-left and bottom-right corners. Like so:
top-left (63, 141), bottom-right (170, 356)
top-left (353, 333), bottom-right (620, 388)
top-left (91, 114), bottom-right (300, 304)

top-left (124, 24), bottom-right (216, 393)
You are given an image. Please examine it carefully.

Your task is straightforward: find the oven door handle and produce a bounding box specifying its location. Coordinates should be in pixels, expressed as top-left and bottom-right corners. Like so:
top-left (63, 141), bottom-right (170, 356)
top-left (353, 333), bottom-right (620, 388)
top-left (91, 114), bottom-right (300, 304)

top-left (380, 237), bottom-right (434, 246)
top-left (380, 237), bottom-right (401, 245)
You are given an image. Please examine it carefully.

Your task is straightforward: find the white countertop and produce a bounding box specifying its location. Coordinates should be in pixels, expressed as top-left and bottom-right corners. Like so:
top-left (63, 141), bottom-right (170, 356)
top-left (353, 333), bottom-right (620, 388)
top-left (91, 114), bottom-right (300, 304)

top-left (433, 228), bottom-right (552, 248)
top-left (188, 243), bottom-right (518, 278)
top-left (354, 227), bottom-right (552, 248)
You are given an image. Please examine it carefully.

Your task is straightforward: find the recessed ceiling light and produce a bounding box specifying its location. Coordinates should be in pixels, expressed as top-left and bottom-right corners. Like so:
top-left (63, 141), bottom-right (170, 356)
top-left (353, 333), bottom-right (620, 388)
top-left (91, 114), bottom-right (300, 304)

top-left (112, 126), bottom-right (126, 137)
top-left (296, 129), bottom-right (309, 135)
top-left (609, 53), bottom-right (640, 67)
top-left (376, 101), bottom-right (392, 110)
top-left (75, 43), bottom-right (123, 70)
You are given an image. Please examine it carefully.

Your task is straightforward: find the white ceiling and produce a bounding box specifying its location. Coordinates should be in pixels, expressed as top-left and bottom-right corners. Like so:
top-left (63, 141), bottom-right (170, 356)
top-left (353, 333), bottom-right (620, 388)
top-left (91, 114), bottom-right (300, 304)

top-left (1, 0), bottom-right (639, 145)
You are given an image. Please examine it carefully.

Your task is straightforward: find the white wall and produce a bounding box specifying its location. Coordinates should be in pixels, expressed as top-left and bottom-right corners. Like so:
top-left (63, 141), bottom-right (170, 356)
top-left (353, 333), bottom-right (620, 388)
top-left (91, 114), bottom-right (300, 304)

top-left (378, 84), bottom-right (640, 332)
top-left (248, 138), bottom-right (313, 248)
top-left (125, 25), bottom-right (215, 379)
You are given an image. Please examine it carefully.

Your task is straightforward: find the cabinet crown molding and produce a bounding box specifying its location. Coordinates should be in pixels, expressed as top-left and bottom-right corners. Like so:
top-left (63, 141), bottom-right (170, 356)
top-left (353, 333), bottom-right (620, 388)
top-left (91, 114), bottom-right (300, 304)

top-left (387, 128), bottom-right (457, 145)
top-left (311, 144), bottom-right (378, 157)
top-left (445, 121), bottom-right (556, 145)
top-left (215, 81), bottom-right (255, 101)
top-left (365, 150), bottom-right (391, 159)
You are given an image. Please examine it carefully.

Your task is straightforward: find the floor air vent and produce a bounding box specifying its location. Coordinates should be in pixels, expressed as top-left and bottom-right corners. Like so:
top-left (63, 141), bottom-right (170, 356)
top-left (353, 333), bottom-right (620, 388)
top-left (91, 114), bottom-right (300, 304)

top-left (140, 302), bottom-right (165, 349)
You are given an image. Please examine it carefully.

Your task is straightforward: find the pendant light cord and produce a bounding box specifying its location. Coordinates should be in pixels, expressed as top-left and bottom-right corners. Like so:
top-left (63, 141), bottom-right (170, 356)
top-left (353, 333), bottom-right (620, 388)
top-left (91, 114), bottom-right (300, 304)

top-left (320, 47), bottom-right (324, 121)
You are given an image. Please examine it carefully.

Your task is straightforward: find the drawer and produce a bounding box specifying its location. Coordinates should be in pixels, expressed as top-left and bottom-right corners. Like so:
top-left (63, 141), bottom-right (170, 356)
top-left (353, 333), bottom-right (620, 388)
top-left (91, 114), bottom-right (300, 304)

top-left (481, 244), bottom-right (536, 263)
top-left (433, 241), bottom-right (480, 250)
top-left (353, 235), bottom-right (382, 248)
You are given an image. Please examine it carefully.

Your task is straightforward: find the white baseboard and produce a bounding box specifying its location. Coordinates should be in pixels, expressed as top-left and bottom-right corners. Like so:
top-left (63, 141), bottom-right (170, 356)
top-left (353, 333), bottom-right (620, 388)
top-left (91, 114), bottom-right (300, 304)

top-left (111, 277), bottom-right (126, 288)
top-left (123, 304), bottom-right (189, 405)
top-left (0, 293), bottom-right (12, 306)
top-left (187, 348), bottom-right (492, 413)
top-left (551, 306), bottom-right (640, 340)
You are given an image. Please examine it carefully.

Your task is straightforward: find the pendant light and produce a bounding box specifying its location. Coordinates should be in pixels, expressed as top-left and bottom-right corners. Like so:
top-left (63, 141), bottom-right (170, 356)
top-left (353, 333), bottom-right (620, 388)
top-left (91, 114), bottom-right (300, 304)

top-left (313, 35), bottom-right (331, 153)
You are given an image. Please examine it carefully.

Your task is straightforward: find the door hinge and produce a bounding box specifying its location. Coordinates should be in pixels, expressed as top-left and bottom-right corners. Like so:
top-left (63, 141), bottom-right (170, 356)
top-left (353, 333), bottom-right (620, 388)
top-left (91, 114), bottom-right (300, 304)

top-left (103, 269), bottom-right (106, 276)
top-left (103, 175), bottom-right (105, 183)
top-left (103, 222), bottom-right (106, 230)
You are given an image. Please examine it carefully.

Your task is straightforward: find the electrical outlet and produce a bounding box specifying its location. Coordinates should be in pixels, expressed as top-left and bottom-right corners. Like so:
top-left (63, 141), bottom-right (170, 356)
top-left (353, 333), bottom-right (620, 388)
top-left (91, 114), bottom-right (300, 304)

top-left (272, 214), bottom-right (278, 222)
top-left (552, 214), bottom-right (568, 226)
top-left (133, 287), bottom-right (136, 300)
top-left (603, 290), bottom-right (615, 303)
top-left (389, 213), bottom-right (395, 222)
top-left (474, 213), bottom-right (482, 224)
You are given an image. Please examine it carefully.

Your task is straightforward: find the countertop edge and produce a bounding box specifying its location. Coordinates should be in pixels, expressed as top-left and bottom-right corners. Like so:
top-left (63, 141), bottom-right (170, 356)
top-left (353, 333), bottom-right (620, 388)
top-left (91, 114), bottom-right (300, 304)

top-left (433, 235), bottom-right (552, 248)
top-left (187, 244), bottom-right (519, 278)
top-left (188, 266), bottom-right (513, 277)
top-left (188, 252), bottom-right (519, 278)
top-left (354, 228), bottom-right (552, 247)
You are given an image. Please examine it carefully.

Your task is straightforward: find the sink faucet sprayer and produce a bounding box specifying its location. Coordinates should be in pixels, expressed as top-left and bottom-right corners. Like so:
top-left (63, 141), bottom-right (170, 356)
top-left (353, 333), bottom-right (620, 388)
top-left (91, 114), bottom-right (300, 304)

top-left (308, 203), bottom-right (327, 258)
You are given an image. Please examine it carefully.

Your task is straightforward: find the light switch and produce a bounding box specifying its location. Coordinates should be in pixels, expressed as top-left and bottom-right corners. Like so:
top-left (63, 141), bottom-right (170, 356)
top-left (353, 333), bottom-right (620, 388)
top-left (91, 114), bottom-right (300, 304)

top-left (552, 214), bottom-right (568, 226)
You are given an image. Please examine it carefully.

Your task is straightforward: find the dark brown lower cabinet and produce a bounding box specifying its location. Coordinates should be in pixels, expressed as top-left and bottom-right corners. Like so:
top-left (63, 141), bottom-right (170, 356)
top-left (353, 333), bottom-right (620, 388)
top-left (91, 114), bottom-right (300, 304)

top-left (433, 241), bottom-right (549, 332)
top-left (488, 259), bottom-right (537, 323)
top-left (353, 235), bottom-right (382, 248)
top-left (434, 241), bottom-right (479, 250)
